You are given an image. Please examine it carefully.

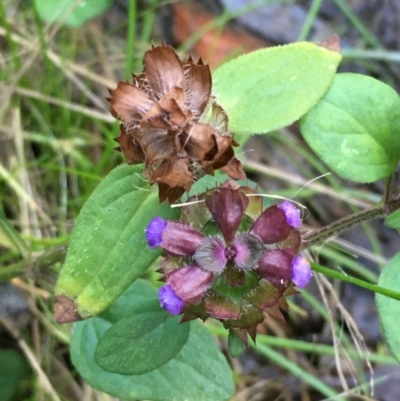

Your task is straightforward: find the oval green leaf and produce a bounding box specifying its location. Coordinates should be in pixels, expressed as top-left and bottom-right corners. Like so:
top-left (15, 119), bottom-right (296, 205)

top-left (71, 280), bottom-right (234, 401)
top-left (376, 253), bottom-right (400, 363)
top-left (300, 73), bottom-right (400, 183)
top-left (54, 165), bottom-right (179, 320)
top-left (33, 0), bottom-right (112, 27)
top-left (0, 349), bottom-right (29, 401)
top-left (212, 42), bottom-right (341, 134)
top-left (95, 300), bottom-right (190, 375)
top-left (384, 209), bottom-right (400, 230)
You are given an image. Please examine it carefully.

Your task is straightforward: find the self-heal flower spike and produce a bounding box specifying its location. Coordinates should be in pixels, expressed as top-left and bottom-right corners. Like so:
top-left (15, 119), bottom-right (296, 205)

top-left (109, 44), bottom-right (246, 203)
top-left (146, 183), bottom-right (312, 342)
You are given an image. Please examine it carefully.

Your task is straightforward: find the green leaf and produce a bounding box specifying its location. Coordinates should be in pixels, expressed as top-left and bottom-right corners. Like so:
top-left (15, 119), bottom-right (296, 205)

top-left (33, 0), bottom-right (112, 27)
top-left (187, 172), bottom-right (229, 197)
top-left (99, 276), bottom-right (158, 323)
top-left (384, 209), bottom-right (400, 230)
top-left (55, 165), bottom-right (179, 320)
top-left (95, 300), bottom-right (190, 375)
top-left (71, 280), bottom-right (234, 401)
top-left (228, 329), bottom-right (246, 358)
top-left (300, 73), bottom-right (400, 183)
top-left (376, 253), bottom-right (400, 364)
top-left (212, 42), bottom-right (341, 134)
top-left (0, 349), bottom-right (29, 401)
top-left (187, 173), bottom-right (260, 198)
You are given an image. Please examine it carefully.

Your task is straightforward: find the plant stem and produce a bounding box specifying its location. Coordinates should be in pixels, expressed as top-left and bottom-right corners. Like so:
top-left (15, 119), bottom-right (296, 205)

top-left (124, 0), bottom-right (137, 79)
top-left (303, 205), bottom-right (384, 247)
top-left (332, 0), bottom-right (381, 48)
top-left (297, 0), bottom-right (323, 41)
top-left (311, 262), bottom-right (400, 301)
top-left (0, 245), bottom-right (67, 281)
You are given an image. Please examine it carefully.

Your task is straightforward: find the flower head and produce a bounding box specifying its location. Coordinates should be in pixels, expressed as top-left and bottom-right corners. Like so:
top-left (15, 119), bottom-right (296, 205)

top-left (109, 44), bottom-right (245, 203)
top-left (146, 184), bottom-right (311, 342)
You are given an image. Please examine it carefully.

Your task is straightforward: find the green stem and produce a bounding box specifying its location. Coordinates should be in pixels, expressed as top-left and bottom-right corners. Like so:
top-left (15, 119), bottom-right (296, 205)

top-left (209, 324), bottom-right (396, 365)
top-left (342, 49), bottom-right (400, 64)
top-left (124, 0), bottom-right (137, 79)
top-left (255, 343), bottom-right (342, 399)
top-left (311, 262), bottom-right (400, 301)
top-left (0, 264), bottom-right (24, 281)
top-left (303, 205), bottom-right (384, 247)
top-left (297, 0), bottom-right (323, 41)
top-left (332, 0), bottom-right (381, 48)
top-left (0, 245), bottom-right (67, 281)
top-left (0, 1), bottom-right (20, 70)
top-left (140, 0), bottom-right (158, 45)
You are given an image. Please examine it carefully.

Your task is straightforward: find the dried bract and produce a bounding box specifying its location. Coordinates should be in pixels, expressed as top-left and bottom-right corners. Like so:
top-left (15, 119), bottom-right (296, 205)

top-left (109, 44), bottom-right (245, 203)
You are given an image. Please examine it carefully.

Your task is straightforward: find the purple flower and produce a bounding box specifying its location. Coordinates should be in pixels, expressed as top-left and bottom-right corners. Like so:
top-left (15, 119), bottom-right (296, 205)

top-left (145, 217), bottom-right (167, 248)
top-left (291, 256), bottom-right (312, 288)
top-left (279, 200), bottom-right (301, 228)
top-left (147, 185), bottom-right (310, 342)
top-left (158, 285), bottom-right (184, 315)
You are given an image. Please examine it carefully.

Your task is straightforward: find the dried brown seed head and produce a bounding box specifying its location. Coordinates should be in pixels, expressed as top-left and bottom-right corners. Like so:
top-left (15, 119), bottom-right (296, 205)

top-left (109, 44), bottom-right (246, 203)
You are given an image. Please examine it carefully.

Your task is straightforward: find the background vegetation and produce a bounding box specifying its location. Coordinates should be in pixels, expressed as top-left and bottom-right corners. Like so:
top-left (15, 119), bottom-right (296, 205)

top-left (2, 1), bottom-right (400, 400)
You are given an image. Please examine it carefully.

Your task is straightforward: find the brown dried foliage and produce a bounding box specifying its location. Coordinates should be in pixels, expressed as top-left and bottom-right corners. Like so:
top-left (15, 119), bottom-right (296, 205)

top-left (109, 44), bottom-right (245, 203)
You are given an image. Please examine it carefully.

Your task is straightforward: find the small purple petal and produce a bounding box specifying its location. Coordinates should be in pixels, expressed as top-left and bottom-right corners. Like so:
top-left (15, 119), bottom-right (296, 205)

top-left (146, 217), bottom-right (167, 248)
top-left (291, 256), bottom-right (312, 288)
top-left (279, 201), bottom-right (301, 228)
top-left (194, 237), bottom-right (227, 272)
top-left (158, 285), bottom-right (184, 315)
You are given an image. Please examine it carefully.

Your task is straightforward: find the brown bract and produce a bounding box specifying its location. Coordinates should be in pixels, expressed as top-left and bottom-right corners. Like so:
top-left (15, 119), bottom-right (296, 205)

top-left (109, 44), bottom-right (245, 203)
top-left (54, 295), bottom-right (82, 323)
top-left (316, 34), bottom-right (341, 53)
